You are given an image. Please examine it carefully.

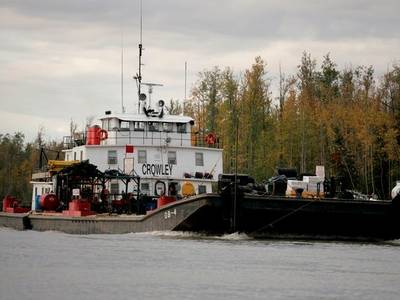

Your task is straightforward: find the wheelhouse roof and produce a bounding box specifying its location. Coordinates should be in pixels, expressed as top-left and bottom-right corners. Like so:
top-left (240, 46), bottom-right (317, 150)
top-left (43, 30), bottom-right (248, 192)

top-left (99, 112), bottom-right (194, 124)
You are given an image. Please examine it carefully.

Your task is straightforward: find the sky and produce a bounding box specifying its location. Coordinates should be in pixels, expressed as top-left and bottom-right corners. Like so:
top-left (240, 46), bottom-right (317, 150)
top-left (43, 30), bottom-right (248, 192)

top-left (1, 0), bottom-right (399, 143)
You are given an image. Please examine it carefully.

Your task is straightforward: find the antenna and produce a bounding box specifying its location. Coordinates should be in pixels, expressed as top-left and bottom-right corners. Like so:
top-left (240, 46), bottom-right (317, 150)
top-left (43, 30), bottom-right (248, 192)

top-left (183, 61), bottom-right (187, 115)
top-left (134, 0), bottom-right (144, 113)
top-left (133, 0), bottom-right (164, 114)
top-left (121, 30), bottom-right (125, 113)
top-left (184, 61), bottom-right (187, 101)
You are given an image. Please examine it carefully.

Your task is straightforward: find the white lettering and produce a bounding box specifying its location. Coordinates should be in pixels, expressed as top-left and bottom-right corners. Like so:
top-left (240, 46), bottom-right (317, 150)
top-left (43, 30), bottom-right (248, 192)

top-left (164, 209), bottom-right (177, 219)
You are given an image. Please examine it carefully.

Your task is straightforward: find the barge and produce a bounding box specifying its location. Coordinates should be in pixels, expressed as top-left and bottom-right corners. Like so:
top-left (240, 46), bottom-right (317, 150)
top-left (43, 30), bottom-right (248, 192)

top-left (2, 166), bottom-right (400, 240)
top-left (1, 187), bottom-right (400, 240)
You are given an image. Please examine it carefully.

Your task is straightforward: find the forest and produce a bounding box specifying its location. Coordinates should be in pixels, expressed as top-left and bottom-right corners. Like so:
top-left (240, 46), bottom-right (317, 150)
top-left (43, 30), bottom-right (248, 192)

top-left (0, 131), bottom-right (62, 205)
top-left (1, 52), bottom-right (400, 203)
top-left (180, 52), bottom-right (400, 199)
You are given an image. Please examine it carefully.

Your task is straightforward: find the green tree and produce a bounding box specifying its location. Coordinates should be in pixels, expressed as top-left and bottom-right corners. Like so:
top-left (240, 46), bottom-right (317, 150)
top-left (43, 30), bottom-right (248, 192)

top-left (318, 53), bottom-right (340, 102)
top-left (191, 67), bottom-right (222, 134)
top-left (167, 99), bottom-right (183, 115)
top-left (0, 133), bottom-right (32, 205)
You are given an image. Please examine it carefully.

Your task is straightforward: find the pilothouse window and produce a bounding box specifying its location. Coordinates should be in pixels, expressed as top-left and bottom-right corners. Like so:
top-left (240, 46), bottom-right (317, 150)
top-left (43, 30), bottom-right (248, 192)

top-left (163, 122), bottom-right (173, 132)
top-left (120, 121), bottom-right (130, 130)
top-left (177, 123), bottom-right (187, 133)
top-left (102, 120), bottom-right (109, 130)
top-left (134, 122), bottom-right (145, 131)
top-left (148, 122), bottom-right (160, 132)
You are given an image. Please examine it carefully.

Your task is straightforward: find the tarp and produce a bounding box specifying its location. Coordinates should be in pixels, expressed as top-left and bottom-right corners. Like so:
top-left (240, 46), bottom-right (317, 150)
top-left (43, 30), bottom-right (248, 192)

top-left (48, 160), bottom-right (80, 172)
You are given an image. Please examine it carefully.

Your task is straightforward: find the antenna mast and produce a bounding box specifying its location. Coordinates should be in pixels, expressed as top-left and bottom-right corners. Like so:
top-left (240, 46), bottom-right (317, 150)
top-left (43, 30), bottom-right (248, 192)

top-left (183, 61), bottom-right (187, 115)
top-left (184, 61), bottom-right (187, 102)
top-left (121, 31), bottom-right (125, 113)
top-left (134, 0), bottom-right (144, 114)
top-left (139, 0), bottom-right (143, 85)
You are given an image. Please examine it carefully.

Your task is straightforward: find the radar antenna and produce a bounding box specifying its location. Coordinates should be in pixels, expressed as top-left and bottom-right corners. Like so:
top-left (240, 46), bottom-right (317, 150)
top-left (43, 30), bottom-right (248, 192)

top-left (142, 82), bottom-right (163, 108)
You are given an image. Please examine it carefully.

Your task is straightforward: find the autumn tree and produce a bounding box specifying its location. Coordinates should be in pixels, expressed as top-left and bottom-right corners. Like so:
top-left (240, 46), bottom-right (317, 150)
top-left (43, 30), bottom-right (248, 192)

top-left (188, 54), bottom-right (400, 198)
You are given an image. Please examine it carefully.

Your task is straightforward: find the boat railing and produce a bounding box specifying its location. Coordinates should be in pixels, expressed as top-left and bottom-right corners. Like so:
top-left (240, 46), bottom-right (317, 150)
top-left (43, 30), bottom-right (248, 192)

top-left (62, 131), bottom-right (222, 149)
top-left (243, 193), bottom-right (392, 203)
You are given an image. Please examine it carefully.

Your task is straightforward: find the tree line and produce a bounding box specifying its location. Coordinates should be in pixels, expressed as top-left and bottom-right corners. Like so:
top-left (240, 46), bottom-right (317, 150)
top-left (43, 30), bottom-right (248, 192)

top-left (0, 130), bottom-right (63, 205)
top-left (180, 52), bottom-right (400, 199)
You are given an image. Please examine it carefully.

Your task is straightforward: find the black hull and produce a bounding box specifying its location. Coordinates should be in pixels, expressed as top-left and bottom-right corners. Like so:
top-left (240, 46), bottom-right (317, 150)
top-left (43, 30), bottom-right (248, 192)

top-left (1, 194), bottom-right (399, 240)
top-left (236, 195), bottom-right (400, 240)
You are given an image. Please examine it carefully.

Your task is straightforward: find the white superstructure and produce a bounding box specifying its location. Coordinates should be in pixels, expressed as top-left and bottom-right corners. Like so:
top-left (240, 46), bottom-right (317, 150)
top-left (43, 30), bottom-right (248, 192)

top-left (63, 108), bottom-right (223, 197)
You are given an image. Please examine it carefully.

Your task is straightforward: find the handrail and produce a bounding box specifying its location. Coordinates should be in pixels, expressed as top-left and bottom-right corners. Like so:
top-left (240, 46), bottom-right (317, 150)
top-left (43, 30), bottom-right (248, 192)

top-left (63, 132), bottom-right (222, 150)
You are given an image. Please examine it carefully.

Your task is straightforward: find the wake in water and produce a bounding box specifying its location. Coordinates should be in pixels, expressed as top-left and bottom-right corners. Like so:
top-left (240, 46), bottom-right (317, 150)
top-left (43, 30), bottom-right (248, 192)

top-left (2, 227), bottom-right (399, 247)
top-left (132, 230), bottom-right (253, 241)
top-left (129, 230), bottom-right (400, 248)
top-left (381, 239), bottom-right (400, 247)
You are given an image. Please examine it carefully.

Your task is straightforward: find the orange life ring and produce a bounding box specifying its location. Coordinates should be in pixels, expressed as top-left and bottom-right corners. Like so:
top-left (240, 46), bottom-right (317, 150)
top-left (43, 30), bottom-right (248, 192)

top-left (205, 133), bottom-right (217, 145)
top-left (99, 129), bottom-right (108, 141)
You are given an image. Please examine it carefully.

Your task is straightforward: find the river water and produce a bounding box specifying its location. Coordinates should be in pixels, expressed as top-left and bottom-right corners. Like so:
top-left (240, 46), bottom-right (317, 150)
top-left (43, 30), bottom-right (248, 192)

top-left (0, 228), bottom-right (399, 300)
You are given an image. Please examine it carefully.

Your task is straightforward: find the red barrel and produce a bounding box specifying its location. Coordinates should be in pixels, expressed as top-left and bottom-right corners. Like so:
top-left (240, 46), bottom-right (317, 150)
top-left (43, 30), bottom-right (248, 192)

top-left (87, 126), bottom-right (101, 145)
top-left (39, 194), bottom-right (59, 211)
top-left (157, 196), bottom-right (176, 208)
top-left (86, 126), bottom-right (108, 145)
top-left (2, 195), bottom-right (18, 211)
top-left (68, 199), bottom-right (91, 212)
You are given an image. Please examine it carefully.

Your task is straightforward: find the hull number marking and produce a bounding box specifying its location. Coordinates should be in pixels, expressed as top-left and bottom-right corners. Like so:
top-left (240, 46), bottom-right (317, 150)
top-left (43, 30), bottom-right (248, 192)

top-left (164, 209), bottom-right (177, 219)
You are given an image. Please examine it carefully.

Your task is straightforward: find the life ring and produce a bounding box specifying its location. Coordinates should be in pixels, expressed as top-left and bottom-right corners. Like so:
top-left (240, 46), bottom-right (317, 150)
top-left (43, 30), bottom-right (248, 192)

top-left (99, 129), bottom-right (108, 141)
top-left (205, 133), bottom-right (217, 145)
top-left (182, 181), bottom-right (196, 197)
top-left (154, 180), bottom-right (166, 196)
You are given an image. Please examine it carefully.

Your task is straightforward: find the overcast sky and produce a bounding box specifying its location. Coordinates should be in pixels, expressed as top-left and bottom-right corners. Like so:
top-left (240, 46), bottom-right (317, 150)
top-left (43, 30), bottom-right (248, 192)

top-left (1, 0), bottom-right (399, 142)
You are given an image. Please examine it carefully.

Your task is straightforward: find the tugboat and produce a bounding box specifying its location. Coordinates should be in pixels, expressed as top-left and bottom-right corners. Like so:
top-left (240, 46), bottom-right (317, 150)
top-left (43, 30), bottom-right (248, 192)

top-left (28, 2), bottom-right (223, 213)
top-left (0, 3), bottom-right (225, 235)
